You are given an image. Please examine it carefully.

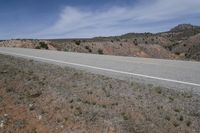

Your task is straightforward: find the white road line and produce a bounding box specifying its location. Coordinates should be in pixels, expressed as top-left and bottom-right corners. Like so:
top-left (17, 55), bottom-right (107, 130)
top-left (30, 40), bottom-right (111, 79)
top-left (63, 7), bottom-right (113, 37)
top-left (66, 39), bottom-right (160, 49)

top-left (111, 58), bottom-right (159, 65)
top-left (1, 50), bottom-right (200, 87)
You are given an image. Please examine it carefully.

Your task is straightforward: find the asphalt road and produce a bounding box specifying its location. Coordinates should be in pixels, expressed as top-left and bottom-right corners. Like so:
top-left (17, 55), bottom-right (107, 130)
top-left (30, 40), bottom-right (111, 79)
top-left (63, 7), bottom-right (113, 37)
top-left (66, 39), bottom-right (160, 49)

top-left (0, 47), bottom-right (200, 92)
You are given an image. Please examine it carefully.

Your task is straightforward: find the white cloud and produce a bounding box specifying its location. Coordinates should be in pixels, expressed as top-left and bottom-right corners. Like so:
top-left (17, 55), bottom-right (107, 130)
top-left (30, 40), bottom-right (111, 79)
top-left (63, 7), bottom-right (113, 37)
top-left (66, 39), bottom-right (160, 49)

top-left (36, 0), bottom-right (200, 38)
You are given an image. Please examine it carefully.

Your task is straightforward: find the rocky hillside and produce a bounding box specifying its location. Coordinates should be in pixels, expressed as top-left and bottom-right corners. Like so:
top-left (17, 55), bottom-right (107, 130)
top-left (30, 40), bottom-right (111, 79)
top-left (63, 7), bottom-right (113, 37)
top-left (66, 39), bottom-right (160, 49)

top-left (170, 24), bottom-right (200, 32)
top-left (0, 24), bottom-right (200, 61)
top-left (0, 39), bottom-right (57, 50)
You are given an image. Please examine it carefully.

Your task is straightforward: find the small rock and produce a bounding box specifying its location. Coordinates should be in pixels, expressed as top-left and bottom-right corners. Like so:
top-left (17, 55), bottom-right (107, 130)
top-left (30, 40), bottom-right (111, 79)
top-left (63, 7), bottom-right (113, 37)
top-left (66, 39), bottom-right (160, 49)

top-left (29, 104), bottom-right (35, 111)
top-left (14, 120), bottom-right (26, 129)
top-left (38, 115), bottom-right (42, 120)
top-left (109, 127), bottom-right (115, 133)
top-left (0, 122), bottom-right (4, 128)
top-left (103, 127), bottom-right (109, 133)
top-left (1, 70), bottom-right (8, 74)
top-left (30, 91), bottom-right (42, 98)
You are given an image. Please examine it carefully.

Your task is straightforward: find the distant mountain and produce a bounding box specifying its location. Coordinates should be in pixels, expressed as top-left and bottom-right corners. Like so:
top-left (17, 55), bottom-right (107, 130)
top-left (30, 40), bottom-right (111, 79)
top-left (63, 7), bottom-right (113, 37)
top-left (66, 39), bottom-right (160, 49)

top-left (170, 24), bottom-right (200, 32)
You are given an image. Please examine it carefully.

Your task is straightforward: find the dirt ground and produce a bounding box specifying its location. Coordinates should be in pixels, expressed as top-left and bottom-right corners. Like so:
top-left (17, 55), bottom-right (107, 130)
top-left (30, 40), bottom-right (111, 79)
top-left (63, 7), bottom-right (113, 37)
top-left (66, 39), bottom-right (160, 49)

top-left (0, 54), bottom-right (199, 133)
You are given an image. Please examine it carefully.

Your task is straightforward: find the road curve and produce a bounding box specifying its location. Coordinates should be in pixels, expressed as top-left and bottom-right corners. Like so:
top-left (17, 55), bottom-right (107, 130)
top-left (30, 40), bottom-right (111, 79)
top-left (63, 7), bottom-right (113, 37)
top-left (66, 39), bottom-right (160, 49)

top-left (0, 47), bottom-right (200, 92)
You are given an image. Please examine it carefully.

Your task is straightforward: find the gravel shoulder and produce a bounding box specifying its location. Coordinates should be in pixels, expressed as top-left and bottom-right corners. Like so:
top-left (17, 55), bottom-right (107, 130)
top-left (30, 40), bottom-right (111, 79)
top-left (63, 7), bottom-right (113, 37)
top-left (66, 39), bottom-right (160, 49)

top-left (0, 54), bottom-right (200, 133)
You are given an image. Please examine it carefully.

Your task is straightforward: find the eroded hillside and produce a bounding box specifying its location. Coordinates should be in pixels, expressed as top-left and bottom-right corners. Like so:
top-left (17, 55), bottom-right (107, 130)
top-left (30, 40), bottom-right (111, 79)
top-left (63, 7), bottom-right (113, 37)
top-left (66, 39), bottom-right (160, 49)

top-left (0, 24), bottom-right (200, 61)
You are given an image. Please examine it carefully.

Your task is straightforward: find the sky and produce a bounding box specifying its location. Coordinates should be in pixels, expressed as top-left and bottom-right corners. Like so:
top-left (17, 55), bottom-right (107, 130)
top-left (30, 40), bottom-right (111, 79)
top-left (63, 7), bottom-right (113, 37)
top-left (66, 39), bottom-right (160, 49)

top-left (0, 0), bottom-right (200, 39)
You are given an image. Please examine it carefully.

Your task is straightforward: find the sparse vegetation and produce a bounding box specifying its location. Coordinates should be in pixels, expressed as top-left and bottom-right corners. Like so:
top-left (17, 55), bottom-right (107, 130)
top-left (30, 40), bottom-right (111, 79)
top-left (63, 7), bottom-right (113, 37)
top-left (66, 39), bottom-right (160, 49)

top-left (75, 40), bottom-right (81, 45)
top-left (186, 120), bottom-right (191, 127)
top-left (0, 55), bottom-right (199, 132)
top-left (39, 42), bottom-right (48, 49)
top-left (35, 42), bottom-right (48, 49)
top-left (168, 96), bottom-right (174, 102)
top-left (173, 121), bottom-right (179, 127)
top-left (165, 115), bottom-right (170, 121)
top-left (133, 39), bottom-right (138, 46)
top-left (175, 52), bottom-right (180, 55)
top-left (121, 112), bottom-right (129, 120)
top-left (179, 115), bottom-right (184, 121)
top-left (64, 48), bottom-right (69, 52)
top-left (116, 38), bottom-right (120, 41)
top-left (155, 87), bottom-right (162, 94)
top-left (102, 104), bottom-right (107, 108)
top-left (164, 45), bottom-right (173, 51)
top-left (85, 46), bottom-right (92, 53)
top-left (182, 92), bottom-right (192, 98)
top-left (174, 108), bottom-right (181, 113)
top-left (35, 46), bottom-right (41, 49)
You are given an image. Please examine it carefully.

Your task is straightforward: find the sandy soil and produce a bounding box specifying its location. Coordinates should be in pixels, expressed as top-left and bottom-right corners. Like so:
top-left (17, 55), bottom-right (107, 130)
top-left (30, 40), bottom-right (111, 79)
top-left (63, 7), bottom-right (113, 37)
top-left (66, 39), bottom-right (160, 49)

top-left (0, 54), bottom-right (199, 133)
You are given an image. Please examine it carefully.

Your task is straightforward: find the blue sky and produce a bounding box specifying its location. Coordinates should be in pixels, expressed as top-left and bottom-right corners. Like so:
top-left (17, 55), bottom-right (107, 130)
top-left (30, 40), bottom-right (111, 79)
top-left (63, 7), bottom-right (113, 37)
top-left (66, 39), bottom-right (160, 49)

top-left (0, 0), bottom-right (200, 39)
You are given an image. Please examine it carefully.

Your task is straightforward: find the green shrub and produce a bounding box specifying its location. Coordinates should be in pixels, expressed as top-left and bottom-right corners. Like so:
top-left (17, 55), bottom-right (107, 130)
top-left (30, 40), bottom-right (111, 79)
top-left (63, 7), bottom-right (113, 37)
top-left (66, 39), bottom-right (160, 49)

top-left (64, 48), bottom-right (69, 52)
top-left (85, 46), bottom-right (92, 53)
top-left (133, 40), bottom-right (138, 46)
top-left (155, 87), bottom-right (162, 94)
top-left (186, 120), bottom-right (191, 127)
top-left (175, 52), bottom-right (180, 55)
top-left (174, 108), bottom-right (180, 113)
top-left (173, 121), bottom-right (179, 127)
top-left (179, 115), bottom-right (184, 121)
top-left (75, 40), bottom-right (81, 45)
top-left (98, 49), bottom-right (103, 54)
top-left (35, 46), bottom-right (41, 49)
top-left (165, 115), bottom-right (170, 121)
top-left (39, 42), bottom-right (48, 49)
top-left (116, 38), bottom-right (120, 41)
top-left (121, 112), bottom-right (129, 120)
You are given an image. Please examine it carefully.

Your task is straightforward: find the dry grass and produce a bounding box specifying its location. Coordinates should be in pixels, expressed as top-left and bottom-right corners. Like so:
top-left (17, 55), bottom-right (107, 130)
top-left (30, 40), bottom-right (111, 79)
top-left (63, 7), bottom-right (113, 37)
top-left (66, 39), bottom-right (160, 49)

top-left (0, 54), bottom-right (199, 133)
